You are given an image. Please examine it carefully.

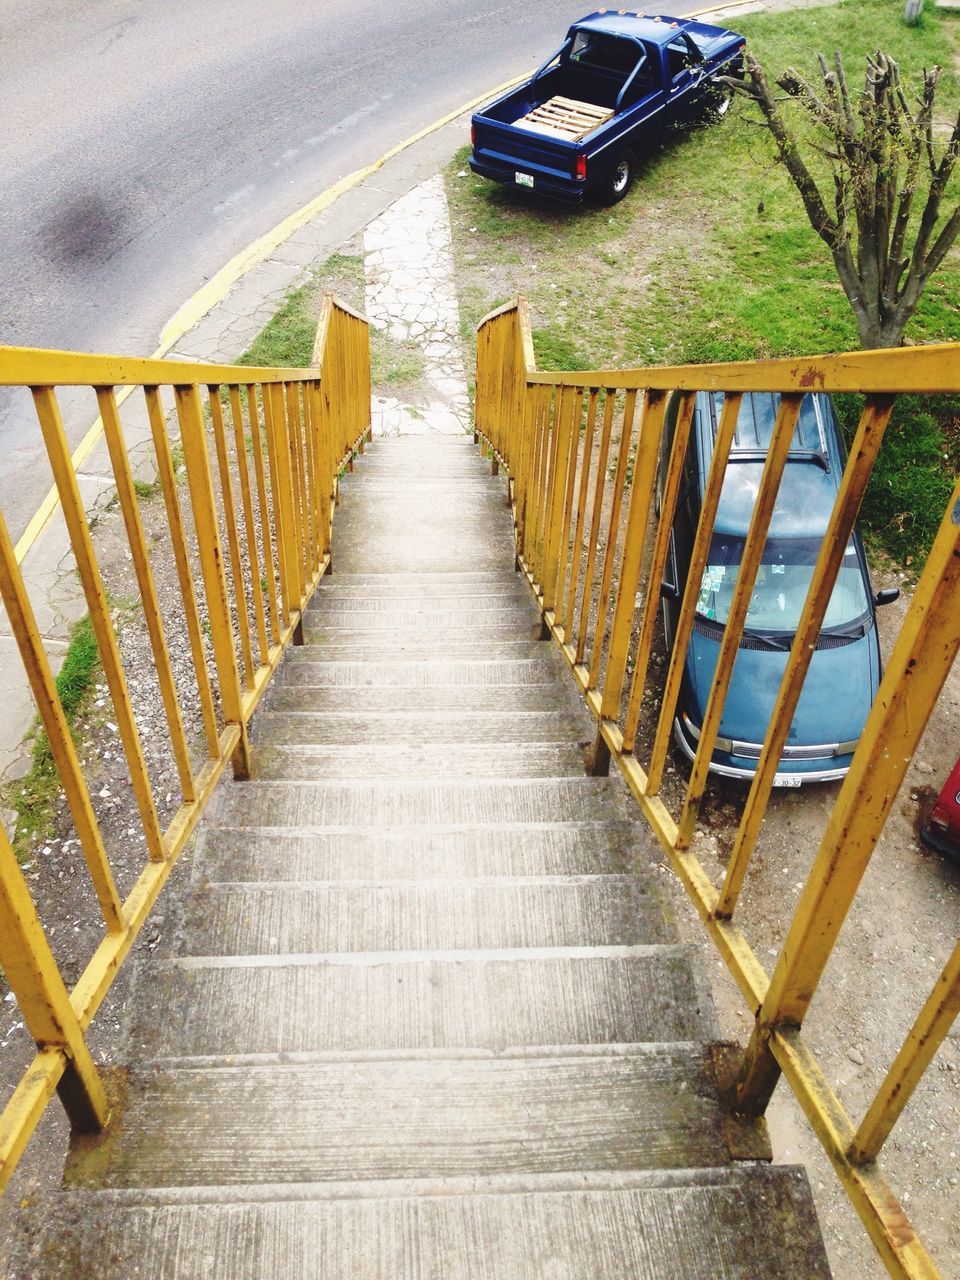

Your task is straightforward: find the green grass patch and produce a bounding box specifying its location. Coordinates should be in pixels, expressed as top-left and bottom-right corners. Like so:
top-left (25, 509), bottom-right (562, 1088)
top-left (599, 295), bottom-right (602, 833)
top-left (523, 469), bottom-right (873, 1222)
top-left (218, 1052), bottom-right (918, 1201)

top-left (238, 252), bottom-right (427, 393)
top-left (444, 0), bottom-right (960, 564)
top-left (3, 615), bottom-right (101, 855)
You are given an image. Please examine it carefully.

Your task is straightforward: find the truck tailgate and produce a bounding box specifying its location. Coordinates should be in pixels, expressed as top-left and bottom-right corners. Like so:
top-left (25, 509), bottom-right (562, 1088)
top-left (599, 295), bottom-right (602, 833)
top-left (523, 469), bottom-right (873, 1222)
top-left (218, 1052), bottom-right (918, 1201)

top-left (472, 117), bottom-right (579, 180)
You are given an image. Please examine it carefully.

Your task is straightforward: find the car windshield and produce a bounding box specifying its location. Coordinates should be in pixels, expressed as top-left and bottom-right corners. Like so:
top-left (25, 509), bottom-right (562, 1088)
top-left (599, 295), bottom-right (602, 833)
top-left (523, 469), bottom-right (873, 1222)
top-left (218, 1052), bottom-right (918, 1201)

top-left (695, 535), bottom-right (870, 632)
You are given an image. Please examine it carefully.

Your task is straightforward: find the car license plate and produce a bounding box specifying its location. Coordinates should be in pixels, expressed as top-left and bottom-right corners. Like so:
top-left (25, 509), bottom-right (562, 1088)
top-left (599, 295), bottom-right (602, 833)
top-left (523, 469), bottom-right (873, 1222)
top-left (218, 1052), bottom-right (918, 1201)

top-left (773, 774), bottom-right (803, 788)
top-left (515, 171), bottom-right (534, 188)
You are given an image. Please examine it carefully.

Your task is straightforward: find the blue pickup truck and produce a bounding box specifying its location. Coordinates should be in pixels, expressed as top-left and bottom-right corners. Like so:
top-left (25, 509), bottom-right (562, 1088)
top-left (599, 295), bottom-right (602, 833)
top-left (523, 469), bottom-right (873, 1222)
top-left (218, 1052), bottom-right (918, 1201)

top-left (469, 11), bottom-right (744, 204)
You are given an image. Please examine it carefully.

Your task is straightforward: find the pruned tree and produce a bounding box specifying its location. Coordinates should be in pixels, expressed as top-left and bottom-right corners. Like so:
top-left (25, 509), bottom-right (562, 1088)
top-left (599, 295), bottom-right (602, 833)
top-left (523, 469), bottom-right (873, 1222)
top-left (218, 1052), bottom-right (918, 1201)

top-left (723, 50), bottom-right (960, 348)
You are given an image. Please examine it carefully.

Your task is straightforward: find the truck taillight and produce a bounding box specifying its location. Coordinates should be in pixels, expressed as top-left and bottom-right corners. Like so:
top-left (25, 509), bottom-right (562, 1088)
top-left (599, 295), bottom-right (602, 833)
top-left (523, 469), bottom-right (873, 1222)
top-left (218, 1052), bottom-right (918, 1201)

top-left (575, 154), bottom-right (587, 181)
top-left (930, 808), bottom-right (949, 831)
top-left (471, 123), bottom-right (476, 149)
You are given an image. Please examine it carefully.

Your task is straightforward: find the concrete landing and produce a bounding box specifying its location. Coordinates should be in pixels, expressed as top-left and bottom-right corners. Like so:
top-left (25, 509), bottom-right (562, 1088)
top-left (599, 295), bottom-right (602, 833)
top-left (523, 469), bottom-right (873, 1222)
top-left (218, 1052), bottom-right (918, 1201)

top-left (12, 435), bottom-right (831, 1278)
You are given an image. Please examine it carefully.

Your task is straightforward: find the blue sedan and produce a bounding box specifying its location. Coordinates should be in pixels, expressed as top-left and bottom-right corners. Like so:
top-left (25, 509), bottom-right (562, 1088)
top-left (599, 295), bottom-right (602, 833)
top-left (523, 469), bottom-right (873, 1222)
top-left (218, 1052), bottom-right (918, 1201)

top-left (661, 391), bottom-right (898, 785)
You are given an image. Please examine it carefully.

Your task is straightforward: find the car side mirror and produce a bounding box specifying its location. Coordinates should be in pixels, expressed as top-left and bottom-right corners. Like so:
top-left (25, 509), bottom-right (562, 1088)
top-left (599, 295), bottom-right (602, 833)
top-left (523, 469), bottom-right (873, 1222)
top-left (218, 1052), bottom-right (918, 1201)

top-left (874, 588), bottom-right (900, 606)
top-left (660, 581), bottom-right (679, 601)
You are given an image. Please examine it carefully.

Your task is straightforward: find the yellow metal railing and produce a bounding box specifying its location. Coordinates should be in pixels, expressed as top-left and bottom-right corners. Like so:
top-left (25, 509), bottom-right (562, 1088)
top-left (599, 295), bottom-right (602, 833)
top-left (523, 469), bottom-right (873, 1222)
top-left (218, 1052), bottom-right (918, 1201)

top-left (0, 295), bottom-right (370, 1189)
top-left (475, 298), bottom-right (959, 1280)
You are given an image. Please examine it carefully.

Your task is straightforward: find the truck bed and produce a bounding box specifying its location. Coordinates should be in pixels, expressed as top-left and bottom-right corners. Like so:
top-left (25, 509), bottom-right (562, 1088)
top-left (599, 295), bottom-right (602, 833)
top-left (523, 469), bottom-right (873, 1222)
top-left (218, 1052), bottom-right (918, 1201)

top-left (515, 96), bottom-right (614, 142)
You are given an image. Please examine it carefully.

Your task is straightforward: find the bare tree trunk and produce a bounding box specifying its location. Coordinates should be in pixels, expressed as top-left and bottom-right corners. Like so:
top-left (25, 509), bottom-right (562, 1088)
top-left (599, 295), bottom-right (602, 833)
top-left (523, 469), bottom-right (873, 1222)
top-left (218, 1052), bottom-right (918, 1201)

top-left (721, 51), bottom-right (960, 349)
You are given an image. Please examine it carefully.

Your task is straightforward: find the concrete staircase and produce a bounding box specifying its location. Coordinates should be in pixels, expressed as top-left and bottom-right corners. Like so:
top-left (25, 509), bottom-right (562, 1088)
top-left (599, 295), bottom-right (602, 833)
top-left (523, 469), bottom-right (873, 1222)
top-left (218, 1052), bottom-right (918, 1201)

top-left (13, 435), bottom-right (831, 1277)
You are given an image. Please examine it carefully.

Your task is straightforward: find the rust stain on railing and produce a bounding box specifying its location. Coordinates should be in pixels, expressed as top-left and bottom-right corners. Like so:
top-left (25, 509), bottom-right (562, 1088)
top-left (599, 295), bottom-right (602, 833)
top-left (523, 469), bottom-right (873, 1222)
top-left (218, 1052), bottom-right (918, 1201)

top-left (475, 297), bottom-right (958, 1280)
top-left (0, 295), bottom-right (371, 1189)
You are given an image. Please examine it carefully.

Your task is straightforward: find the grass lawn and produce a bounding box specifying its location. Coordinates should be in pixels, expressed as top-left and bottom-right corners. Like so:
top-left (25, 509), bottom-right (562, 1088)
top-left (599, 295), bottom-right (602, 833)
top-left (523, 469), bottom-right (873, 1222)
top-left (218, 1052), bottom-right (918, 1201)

top-left (239, 252), bottom-right (425, 392)
top-left (444, 0), bottom-right (960, 565)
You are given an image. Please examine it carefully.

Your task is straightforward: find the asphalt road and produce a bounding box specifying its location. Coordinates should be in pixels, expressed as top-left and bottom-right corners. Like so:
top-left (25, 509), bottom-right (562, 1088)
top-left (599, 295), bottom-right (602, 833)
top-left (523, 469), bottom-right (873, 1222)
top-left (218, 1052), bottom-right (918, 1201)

top-left (0, 0), bottom-right (701, 537)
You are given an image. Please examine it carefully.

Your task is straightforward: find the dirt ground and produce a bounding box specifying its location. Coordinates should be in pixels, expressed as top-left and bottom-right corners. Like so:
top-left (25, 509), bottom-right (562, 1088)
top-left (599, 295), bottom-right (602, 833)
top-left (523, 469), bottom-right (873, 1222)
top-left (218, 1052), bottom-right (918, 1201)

top-left (648, 573), bottom-right (960, 1280)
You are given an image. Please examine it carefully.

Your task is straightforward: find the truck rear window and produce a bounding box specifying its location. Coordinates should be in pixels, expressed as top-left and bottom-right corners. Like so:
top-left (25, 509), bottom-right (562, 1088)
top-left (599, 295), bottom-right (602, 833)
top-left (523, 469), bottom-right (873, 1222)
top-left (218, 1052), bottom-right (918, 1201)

top-left (570, 31), bottom-right (641, 75)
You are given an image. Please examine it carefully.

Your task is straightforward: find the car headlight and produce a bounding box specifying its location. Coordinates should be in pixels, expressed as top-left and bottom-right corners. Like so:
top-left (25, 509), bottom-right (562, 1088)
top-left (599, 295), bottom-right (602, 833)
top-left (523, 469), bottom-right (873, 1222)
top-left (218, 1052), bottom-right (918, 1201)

top-left (682, 713), bottom-right (733, 753)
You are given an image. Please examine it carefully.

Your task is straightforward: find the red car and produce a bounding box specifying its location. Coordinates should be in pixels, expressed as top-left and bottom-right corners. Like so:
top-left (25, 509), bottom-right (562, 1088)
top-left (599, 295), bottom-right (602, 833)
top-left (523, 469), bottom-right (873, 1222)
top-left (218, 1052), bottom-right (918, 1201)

top-left (921, 756), bottom-right (960, 865)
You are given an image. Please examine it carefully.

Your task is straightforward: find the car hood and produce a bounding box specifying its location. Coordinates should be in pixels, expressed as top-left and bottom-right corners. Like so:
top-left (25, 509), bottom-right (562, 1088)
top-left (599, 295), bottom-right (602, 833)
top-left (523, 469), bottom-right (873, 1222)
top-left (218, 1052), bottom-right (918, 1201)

top-left (684, 626), bottom-right (880, 746)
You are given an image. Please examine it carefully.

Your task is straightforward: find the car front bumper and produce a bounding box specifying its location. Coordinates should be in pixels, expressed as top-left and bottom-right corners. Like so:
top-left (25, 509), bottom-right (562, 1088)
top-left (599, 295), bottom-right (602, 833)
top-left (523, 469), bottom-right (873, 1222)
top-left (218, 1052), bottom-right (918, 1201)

top-left (673, 716), bottom-right (851, 785)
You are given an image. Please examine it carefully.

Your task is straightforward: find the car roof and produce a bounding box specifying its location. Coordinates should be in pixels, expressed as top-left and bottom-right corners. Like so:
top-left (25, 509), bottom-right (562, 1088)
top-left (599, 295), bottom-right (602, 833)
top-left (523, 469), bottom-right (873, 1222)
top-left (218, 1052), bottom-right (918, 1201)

top-left (695, 392), bottom-right (847, 540)
top-left (570, 12), bottom-right (713, 46)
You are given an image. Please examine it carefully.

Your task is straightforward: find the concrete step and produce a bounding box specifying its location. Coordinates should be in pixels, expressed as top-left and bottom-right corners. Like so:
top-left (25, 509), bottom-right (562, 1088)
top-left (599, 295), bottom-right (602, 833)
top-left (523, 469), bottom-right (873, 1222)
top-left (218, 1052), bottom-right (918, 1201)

top-left (284, 638), bottom-right (552, 661)
top-left (15, 1166), bottom-right (831, 1278)
top-left (256, 742), bottom-right (588, 781)
top-left (262, 684), bottom-right (572, 713)
top-left (302, 627), bottom-right (542, 650)
top-left (126, 946), bottom-right (711, 1060)
top-left (65, 1046), bottom-right (735, 1189)
top-left (307, 588), bottom-right (531, 609)
top-left (303, 608), bottom-right (537, 633)
top-left (204, 778), bottom-right (623, 830)
top-left (254, 710), bottom-right (589, 747)
top-left (192, 820), bottom-right (642, 882)
top-left (275, 657), bottom-right (564, 688)
top-left (254, 708), bottom-right (588, 745)
top-left (176, 875), bottom-right (670, 955)
top-left (313, 572), bottom-right (525, 594)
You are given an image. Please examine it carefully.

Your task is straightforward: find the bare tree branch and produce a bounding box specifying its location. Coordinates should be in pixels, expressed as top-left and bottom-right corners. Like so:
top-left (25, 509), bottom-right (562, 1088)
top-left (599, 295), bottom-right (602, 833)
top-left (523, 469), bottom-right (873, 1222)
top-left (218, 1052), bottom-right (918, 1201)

top-left (734, 46), bottom-right (960, 346)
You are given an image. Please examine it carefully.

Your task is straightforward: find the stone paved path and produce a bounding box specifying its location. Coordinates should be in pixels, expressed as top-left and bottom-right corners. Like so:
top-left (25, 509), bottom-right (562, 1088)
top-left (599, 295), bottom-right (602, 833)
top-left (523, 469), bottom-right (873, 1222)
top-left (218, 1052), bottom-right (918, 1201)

top-left (364, 176), bottom-right (471, 438)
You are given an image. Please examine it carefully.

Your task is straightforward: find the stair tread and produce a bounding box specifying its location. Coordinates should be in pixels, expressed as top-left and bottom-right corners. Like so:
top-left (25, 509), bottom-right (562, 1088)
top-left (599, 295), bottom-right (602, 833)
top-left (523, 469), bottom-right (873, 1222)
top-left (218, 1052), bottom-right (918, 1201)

top-left (175, 875), bottom-right (672, 955)
top-left (256, 742), bottom-right (589, 781)
top-left (192, 820), bottom-right (643, 881)
top-left (254, 710), bottom-right (588, 746)
top-left (277, 658), bottom-right (565, 686)
top-left (206, 777), bottom-right (625, 829)
top-left (127, 945), bottom-right (712, 1059)
top-left (65, 1046), bottom-right (738, 1189)
top-left (15, 1166), bottom-right (831, 1279)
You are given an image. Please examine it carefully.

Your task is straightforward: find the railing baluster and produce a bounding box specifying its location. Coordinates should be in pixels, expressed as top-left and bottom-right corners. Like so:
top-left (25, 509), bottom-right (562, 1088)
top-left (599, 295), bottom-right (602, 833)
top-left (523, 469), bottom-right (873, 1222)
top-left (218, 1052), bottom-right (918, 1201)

top-left (300, 381), bottom-right (321, 572)
top-left (173, 384), bottom-right (251, 780)
top-left (586, 389), bottom-right (637, 691)
top-left (207, 386), bottom-right (256, 691)
top-left (552, 389), bottom-right (585, 631)
top-left (563, 388), bottom-right (599, 644)
top-left (542, 386), bottom-right (580, 614)
top-left (851, 941), bottom-right (960, 1165)
top-left (599, 390), bottom-right (667, 724)
top-left (530, 386), bottom-right (552, 588)
top-left (646, 392), bottom-right (742, 795)
top-left (227, 386), bottom-right (270, 667)
top-left (575, 390), bottom-right (616, 667)
top-left (0, 823), bottom-right (109, 1142)
top-left (676, 394), bottom-right (801, 849)
top-left (285, 381), bottom-right (310, 590)
top-left (717, 394), bottom-right (896, 917)
top-left (246, 384), bottom-right (283, 644)
top-left (33, 387), bottom-right (167, 861)
top-left (737, 472), bottom-right (960, 1115)
top-left (261, 383), bottom-right (297, 628)
top-left (0, 511), bottom-right (123, 931)
top-left (623, 390), bottom-right (695, 755)
top-left (97, 388), bottom-right (197, 804)
top-left (144, 387), bottom-right (221, 757)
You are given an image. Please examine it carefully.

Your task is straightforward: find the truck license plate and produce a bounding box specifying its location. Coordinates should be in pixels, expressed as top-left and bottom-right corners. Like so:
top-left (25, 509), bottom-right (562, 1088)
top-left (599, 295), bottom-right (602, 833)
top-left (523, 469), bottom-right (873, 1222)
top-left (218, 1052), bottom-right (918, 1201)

top-left (515, 172), bottom-right (534, 188)
top-left (773, 774), bottom-right (803, 788)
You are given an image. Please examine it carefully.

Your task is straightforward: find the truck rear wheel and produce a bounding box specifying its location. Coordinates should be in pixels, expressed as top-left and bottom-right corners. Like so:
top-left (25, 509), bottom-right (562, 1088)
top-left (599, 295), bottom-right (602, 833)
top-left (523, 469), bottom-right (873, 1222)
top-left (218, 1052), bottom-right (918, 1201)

top-left (599, 154), bottom-right (634, 205)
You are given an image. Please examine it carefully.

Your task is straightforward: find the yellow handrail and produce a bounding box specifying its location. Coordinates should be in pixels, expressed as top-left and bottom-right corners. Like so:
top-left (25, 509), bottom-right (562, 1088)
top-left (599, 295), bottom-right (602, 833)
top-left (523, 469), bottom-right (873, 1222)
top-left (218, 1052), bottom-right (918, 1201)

top-left (475, 298), bottom-right (959, 1280)
top-left (0, 295), bottom-right (371, 1189)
